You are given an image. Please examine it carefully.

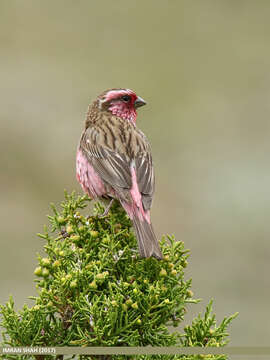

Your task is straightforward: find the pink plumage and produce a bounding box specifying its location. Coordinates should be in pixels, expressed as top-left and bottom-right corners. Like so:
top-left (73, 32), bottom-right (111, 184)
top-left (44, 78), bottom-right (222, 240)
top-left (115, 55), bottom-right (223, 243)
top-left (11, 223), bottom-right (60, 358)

top-left (76, 149), bottom-right (106, 198)
top-left (127, 165), bottom-right (151, 224)
top-left (76, 88), bottom-right (163, 259)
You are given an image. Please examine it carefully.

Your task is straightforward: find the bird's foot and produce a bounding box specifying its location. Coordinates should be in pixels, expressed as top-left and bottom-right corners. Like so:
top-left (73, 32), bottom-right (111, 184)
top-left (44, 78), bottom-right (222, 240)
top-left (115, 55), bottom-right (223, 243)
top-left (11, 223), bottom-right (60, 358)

top-left (98, 199), bottom-right (114, 218)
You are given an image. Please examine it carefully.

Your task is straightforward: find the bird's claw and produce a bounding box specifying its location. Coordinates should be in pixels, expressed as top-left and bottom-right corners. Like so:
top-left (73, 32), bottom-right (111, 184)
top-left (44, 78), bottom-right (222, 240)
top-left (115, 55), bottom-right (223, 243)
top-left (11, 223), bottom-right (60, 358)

top-left (98, 199), bottom-right (114, 218)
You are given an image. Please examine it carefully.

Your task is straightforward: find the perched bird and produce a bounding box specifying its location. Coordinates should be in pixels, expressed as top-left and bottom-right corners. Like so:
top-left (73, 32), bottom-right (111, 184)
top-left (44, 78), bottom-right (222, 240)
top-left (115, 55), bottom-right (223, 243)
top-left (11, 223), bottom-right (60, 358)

top-left (76, 88), bottom-right (163, 260)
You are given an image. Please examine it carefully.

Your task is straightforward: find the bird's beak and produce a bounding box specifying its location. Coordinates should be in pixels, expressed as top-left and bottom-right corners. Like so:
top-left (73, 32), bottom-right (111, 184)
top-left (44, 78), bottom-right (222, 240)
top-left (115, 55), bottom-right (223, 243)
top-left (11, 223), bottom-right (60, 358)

top-left (134, 96), bottom-right (146, 108)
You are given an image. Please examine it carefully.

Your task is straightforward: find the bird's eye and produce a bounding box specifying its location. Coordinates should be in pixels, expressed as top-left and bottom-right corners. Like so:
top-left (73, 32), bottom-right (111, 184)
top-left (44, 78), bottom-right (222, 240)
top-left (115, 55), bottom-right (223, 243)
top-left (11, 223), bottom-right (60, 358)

top-left (122, 95), bottom-right (131, 102)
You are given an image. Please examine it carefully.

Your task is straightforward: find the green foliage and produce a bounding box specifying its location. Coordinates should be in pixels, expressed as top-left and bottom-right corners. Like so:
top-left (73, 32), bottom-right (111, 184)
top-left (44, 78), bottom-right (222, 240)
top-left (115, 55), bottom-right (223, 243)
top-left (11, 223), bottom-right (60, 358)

top-left (181, 301), bottom-right (237, 348)
top-left (0, 192), bottom-right (237, 360)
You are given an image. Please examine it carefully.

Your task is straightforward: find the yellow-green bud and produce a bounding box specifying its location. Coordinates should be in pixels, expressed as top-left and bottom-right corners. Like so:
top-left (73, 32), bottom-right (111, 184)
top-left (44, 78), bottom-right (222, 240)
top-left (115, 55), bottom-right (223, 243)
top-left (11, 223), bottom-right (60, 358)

top-left (164, 255), bottom-right (170, 261)
top-left (131, 302), bottom-right (138, 309)
top-left (65, 274), bottom-right (72, 281)
top-left (34, 267), bottom-right (42, 276)
top-left (186, 290), bottom-right (194, 298)
top-left (70, 235), bottom-right (80, 242)
top-left (90, 230), bottom-right (99, 238)
top-left (53, 260), bottom-right (60, 267)
top-left (66, 225), bottom-right (74, 234)
top-left (90, 280), bottom-right (97, 289)
top-left (59, 250), bottom-right (65, 256)
top-left (111, 300), bottom-right (117, 306)
top-left (133, 288), bottom-right (138, 294)
top-left (70, 280), bottom-right (77, 288)
top-left (114, 223), bottom-right (121, 232)
top-left (123, 282), bottom-right (130, 287)
top-left (61, 277), bottom-right (66, 283)
top-left (209, 328), bottom-right (214, 335)
top-left (126, 299), bottom-right (133, 306)
top-left (136, 319), bottom-right (142, 325)
top-left (161, 286), bottom-right (167, 291)
top-left (41, 258), bottom-right (50, 267)
top-left (78, 225), bottom-right (85, 233)
top-left (57, 216), bottom-right (66, 224)
top-left (143, 279), bottom-right (148, 284)
top-left (168, 263), bottom-right (174, 269)
top-left (159, 268), bottom-right (167, 277)
top-left (96, 273), bottom-right (105, 280)
top-left (164, 299), bottom-right (170, 304)
top-left (42, 268), bottom-right (49, 277)
top-left (33, 305), bottom-right (40, 311)
top-left (122, 304), bottom-right (128, 311)
top-left (47, 301), bottom-right (53, 307)
top-left (171, 269), bottom-right (177, 276)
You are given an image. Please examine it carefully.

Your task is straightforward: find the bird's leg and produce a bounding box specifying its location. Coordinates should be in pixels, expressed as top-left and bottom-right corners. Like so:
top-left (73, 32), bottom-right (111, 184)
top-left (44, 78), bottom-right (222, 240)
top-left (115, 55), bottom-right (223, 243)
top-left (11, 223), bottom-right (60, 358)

top-left (99, 198), bottom-right (114, 218)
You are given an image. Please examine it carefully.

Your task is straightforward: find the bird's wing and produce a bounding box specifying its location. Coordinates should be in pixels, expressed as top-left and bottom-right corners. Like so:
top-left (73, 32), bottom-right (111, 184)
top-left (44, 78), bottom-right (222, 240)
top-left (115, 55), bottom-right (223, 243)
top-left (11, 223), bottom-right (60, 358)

top-left (134, 152), bottom-right (155, 210)
top-left (80, 125), bottom-right (154, 210)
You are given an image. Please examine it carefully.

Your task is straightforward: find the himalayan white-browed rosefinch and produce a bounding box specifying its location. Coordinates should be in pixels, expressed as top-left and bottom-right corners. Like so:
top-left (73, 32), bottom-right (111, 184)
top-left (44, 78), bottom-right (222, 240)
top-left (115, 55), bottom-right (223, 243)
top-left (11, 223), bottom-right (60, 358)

top-left (76, 88), bottom-right (163, 260)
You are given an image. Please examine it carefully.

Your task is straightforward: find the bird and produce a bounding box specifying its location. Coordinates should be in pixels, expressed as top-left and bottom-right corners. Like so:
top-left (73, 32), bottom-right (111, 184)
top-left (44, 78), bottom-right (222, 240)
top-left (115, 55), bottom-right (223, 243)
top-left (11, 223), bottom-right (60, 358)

top-left (76, 88), bottom-right (163, 260)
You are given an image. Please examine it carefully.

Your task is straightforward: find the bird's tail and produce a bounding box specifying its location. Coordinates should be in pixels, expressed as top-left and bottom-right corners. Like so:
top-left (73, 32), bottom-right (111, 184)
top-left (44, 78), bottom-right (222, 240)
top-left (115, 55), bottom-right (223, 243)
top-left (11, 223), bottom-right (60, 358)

top-left (132, 215), bottom-right (163, 260)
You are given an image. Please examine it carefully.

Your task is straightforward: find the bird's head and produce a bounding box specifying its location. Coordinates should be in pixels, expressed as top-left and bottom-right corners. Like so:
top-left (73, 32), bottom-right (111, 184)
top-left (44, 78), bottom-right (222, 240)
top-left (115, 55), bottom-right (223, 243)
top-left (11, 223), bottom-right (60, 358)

top-left (97, 88), bottom-right (146, 123)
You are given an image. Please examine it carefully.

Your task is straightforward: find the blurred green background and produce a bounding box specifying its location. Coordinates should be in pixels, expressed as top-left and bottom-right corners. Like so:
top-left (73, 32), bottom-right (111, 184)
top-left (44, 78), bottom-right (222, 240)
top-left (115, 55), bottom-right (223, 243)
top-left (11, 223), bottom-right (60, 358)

top-left (1, 0), bottom-right (270, 346)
